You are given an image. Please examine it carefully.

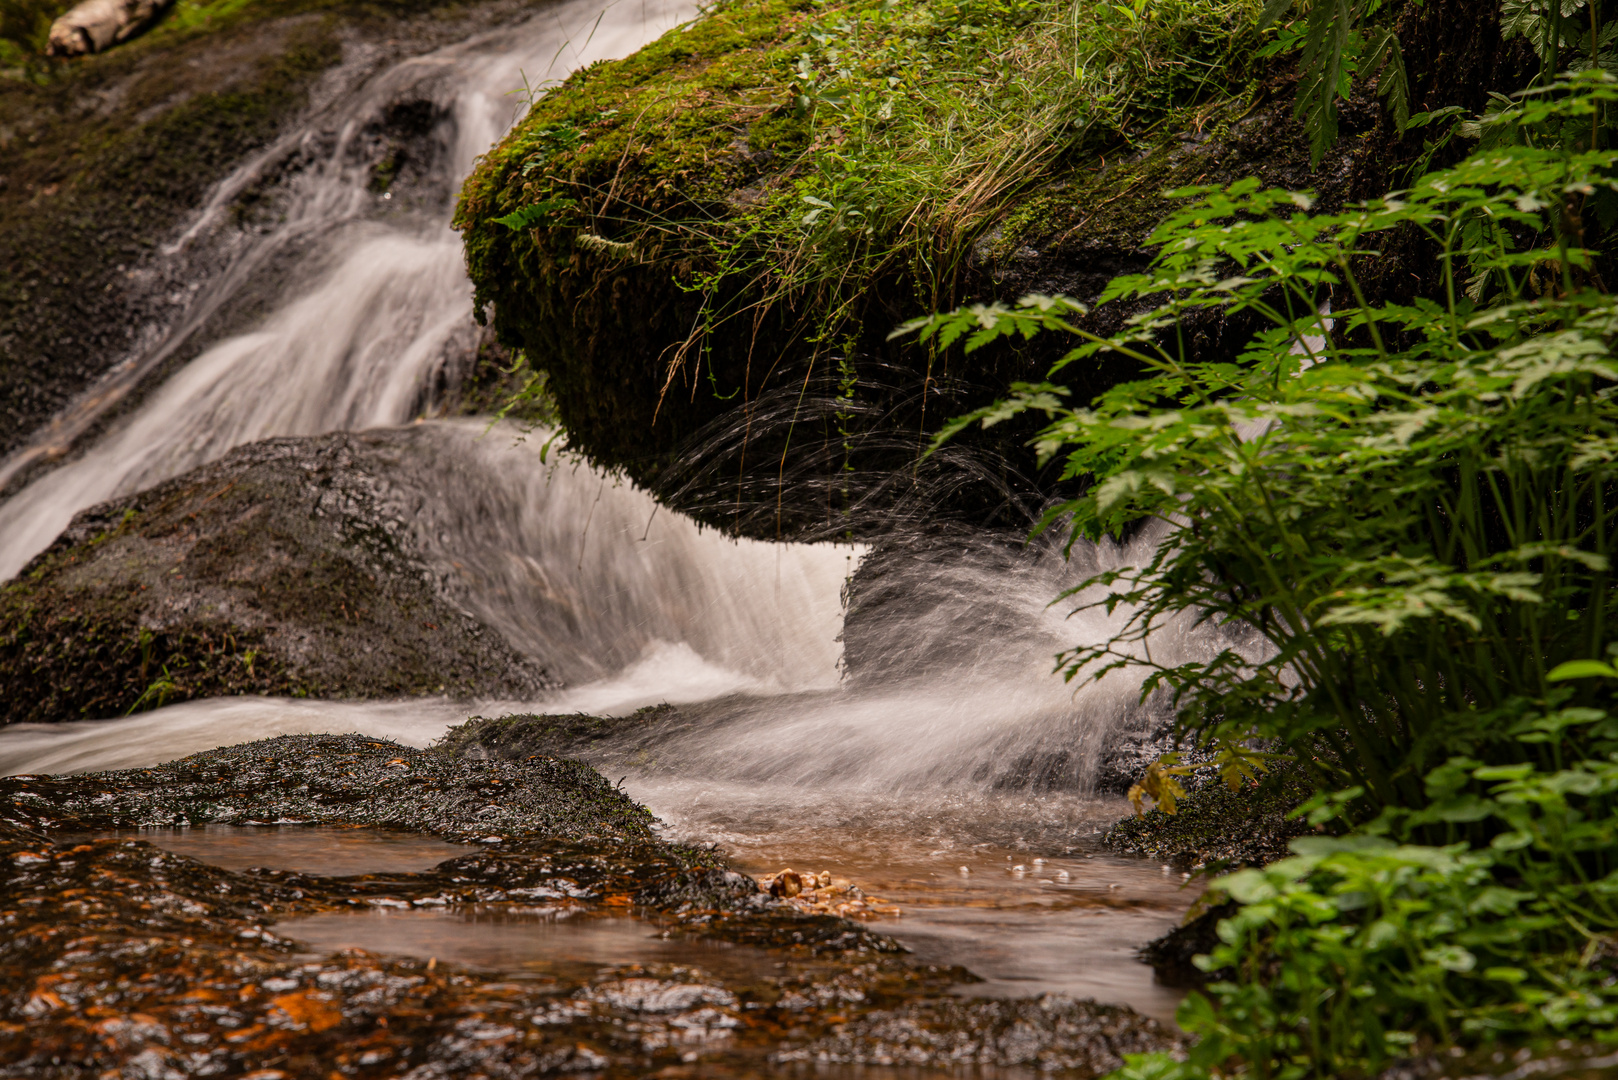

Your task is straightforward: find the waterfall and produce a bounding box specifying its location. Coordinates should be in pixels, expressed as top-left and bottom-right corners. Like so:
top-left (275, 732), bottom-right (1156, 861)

top-left (0, 0), bottom-right (696, 581)
top-left (0, 0), bottom-right (1222, 800)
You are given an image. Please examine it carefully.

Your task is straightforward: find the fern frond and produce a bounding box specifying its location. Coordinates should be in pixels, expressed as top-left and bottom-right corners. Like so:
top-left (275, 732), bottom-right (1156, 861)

top-left (1296, 0), bottom-right (1353, 166)
top-left (1365, 26), bottom-right (1411, 132)
top-left (1257, 0), bottom-right (1297, 30)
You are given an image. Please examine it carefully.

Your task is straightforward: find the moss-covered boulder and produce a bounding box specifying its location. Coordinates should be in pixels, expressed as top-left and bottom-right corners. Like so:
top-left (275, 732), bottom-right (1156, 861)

top-left (456, 0), bottom-right (1533, 539)
top-left (0, 429), bottom-right (557, 724)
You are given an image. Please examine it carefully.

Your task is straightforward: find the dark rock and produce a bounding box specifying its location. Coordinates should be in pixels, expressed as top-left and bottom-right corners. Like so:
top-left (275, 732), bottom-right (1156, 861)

top-left (781, 993), bottom-right (1175, 1074)
top-left (0, 430), bottom-right (556, 724)
top-left (1135, 901), bottom-right (1236, 989)
top-left (1102, 767), bottom-right (1312, 869)
top-left (434, 704), bottom-right (690, 765)
top-left (0, 733), bottom-right (649, 843)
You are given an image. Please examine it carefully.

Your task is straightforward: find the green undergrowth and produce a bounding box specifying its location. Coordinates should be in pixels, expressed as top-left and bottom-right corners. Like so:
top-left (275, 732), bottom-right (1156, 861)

top-left (916, 70), bottom-right (1618, 1078)
top-left (457, 0), bottom-right (1263, 409)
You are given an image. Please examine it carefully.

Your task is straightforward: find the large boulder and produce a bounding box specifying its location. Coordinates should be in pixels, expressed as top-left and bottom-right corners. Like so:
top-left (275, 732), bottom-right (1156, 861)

top-left (455, 0), bottom-right (1535, 541)
top-left (0, 429), bottom-right (557, 725)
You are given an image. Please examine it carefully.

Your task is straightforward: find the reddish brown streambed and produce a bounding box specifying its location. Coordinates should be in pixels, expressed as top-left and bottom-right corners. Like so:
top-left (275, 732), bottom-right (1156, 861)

top-left (0, 737), bottom-right (1181, 1078)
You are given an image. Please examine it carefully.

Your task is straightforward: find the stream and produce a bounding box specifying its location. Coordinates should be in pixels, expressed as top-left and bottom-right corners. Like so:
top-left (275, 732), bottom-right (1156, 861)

top-left (0, 0), bottom-right (1202, 1035)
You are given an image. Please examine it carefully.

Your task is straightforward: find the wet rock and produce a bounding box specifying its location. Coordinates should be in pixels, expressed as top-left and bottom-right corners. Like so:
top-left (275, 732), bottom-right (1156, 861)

top-left (46, 0), bottom-right (174, 57)
top-left (0, 733), bottom-right (1180, 1075)
top-left (435, 705), bottom-right (697, 767)
top-left (780, 993), bottom-right (1175, 1075)
top-left (0, 733), bottom-right (649, 844)
top-left (758, 868), bottom-right (899, 920)
top-left (0, 431), bottom-right (557, 724)
top-left (1135, 901), bottom-right (1236, 989)
top-left (1101, 766), bottom-right (1311, 869)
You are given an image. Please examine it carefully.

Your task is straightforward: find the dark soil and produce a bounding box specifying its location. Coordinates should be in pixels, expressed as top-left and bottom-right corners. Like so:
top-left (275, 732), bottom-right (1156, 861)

top-left (0, 732), bottom-right (1181, 1077)
top-left (0, 429), bottom-right (557, 724)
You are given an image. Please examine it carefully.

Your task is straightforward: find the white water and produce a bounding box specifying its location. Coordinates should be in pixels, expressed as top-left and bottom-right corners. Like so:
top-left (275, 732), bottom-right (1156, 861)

top-left (0, 0), bottom-right (1226, 794)
top-left (0, 0), bottom-right (1216, 1020)
top-left (0, 0), bottom-right (696, 580)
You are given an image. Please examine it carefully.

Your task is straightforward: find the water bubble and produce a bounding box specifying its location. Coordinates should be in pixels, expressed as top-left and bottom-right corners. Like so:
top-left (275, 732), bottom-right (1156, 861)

top-left (958, 866), bottom-right (970, 876)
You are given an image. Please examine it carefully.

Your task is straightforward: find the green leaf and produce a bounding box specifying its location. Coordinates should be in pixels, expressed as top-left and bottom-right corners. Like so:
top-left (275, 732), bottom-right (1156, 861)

top-left (492, 198), bottom-right (577, 230)
top-left (1547, 659), bottom-right (1618, 681)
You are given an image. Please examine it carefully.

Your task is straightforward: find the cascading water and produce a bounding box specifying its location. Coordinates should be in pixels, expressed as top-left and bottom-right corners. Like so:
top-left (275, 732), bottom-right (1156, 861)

top-left (0, 0), bottom-right (696, 580)
top-left (0, 0), bottom-right (1217, 1023)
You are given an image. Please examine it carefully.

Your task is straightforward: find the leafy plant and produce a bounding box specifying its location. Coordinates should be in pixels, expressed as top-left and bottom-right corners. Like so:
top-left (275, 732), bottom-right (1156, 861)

top-left (1255, 0), bottom-right (1411, 165)
top-left (907, 71), bottom-right (1618, 824)
top-left (908, 72), bottom-right (1618, 1072)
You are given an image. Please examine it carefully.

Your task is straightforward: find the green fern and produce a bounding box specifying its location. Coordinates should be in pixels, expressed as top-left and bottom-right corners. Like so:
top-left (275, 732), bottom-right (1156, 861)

top-left (1258, 0), bottom-right (1411, 166)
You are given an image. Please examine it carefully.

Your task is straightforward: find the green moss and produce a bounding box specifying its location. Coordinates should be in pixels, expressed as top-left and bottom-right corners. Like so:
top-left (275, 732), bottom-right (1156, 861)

top-left (454, 0), bottom-right (1268, 531)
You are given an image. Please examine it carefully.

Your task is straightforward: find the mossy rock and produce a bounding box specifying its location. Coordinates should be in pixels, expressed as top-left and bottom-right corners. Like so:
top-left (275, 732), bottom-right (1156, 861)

top-left (0, 428), bottom-right (557, 724)
top-left (456, 0), bottom-right (1535, 539)
top-left (1102, 767), bottom-right (1312, 869)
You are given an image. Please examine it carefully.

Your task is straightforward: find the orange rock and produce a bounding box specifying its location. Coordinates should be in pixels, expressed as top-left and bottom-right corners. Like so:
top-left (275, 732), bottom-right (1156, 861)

top-left (269, 991), bottom-right (342, 1033)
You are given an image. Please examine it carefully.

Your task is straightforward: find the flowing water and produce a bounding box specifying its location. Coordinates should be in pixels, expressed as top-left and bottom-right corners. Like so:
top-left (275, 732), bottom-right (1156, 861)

top-left (0, 0), bottom-right (1210, 1025)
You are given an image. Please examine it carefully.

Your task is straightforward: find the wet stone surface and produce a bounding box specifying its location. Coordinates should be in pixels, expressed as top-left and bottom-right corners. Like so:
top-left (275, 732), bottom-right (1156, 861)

top-left (0, 432), bottom-right (560, 725)
top-left (0, 734), bottom-right (1180, 1077)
